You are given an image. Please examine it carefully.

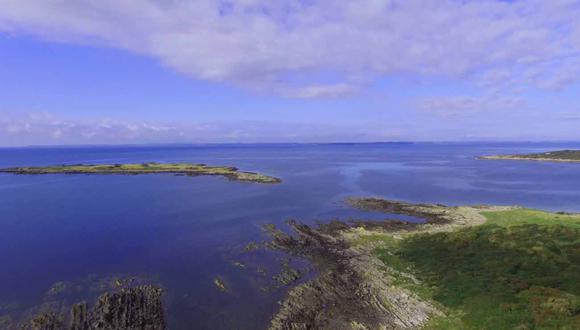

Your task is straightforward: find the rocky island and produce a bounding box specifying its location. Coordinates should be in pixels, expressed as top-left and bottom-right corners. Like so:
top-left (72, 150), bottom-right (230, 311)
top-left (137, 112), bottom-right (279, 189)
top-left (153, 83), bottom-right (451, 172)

top-left (262, 198), bottom-right (580, 329)
top-left (480, 149), bottom-right (580, 163)
top-left (0, 163), bottom-right (281, 184)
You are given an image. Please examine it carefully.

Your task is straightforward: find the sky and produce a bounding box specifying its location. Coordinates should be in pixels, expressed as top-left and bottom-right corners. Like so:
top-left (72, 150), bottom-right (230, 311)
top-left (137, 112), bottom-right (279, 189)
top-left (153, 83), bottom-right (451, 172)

top-left (1, 0), bottom-right (580, 146)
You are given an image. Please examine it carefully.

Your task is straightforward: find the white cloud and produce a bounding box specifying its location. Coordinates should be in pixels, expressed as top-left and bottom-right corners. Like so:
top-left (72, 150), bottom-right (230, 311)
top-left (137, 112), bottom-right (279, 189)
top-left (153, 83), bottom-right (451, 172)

top-left (1, 0), bottom-right (580, 97)
top-left (558, 111), bottom-right (580, 121)
top-left (284, 83), bottom-right (359, 99)
top-left (0, 112), bottom-right (404, 146)
top-left (416, 95), bottom-right (528, 117)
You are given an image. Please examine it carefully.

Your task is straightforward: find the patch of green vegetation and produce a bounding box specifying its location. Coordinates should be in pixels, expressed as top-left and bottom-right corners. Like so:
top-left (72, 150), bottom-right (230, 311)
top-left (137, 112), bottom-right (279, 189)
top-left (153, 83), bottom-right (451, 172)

top-left (514, 150), bottom-right (580, 161)
top-left (350, 232), bottom-right (401, 247)
top-left (483, 150), bottom-right (580, 162)
top-left (370, 210), bottom-right (580, 329)
top-left (482, 209), bottom-right (580, 228)
top-left (423, 312), bottom-right (465, 330)
top-left (0, 163), bottom-right (281, 184)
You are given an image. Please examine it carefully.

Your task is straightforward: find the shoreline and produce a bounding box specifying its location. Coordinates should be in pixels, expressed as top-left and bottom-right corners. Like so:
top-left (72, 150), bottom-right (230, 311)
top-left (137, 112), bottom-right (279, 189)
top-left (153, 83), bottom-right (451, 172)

top-left (263, 198), bottom-right (516, 329)
top-left (479, 155), bottom-right (580, 163)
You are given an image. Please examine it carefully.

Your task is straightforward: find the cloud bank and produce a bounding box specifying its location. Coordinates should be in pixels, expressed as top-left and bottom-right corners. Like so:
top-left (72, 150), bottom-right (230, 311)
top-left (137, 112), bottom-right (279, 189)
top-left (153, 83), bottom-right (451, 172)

top-left (1, 0), bottom-right (580, 97)
top-left (416, 95), bottom-right (528, 117)
top-left (0, 113), bottom-right (406, 146)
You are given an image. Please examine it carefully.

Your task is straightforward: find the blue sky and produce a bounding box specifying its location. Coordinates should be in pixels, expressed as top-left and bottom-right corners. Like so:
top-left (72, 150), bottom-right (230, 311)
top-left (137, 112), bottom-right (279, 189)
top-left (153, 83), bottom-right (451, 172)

top-left (1, 0), bottom-right (580, 146)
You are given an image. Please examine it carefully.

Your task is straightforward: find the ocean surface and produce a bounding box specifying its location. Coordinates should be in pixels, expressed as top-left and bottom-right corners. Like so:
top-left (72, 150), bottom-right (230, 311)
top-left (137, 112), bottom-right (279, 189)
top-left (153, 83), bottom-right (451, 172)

top-left (1, 142), bottom-right (580, 329)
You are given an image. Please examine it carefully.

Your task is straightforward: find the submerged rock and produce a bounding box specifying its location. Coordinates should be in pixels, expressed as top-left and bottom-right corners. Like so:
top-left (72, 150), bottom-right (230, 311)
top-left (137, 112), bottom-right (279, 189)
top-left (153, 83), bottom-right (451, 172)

top-left (213, 278), bottom-right (229, 292)
top-left (243, 241), bottom-right (260, 252)
top-left (231, 261), bottom-right (246, 269)
top-left (46, 282), bottom-right (68, 297)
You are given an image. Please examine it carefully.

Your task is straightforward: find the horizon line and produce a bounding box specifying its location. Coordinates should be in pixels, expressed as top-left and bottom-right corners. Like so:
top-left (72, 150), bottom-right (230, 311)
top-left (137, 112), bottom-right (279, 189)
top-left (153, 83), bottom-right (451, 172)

top-left (2, 140), bottom-right (580, 149)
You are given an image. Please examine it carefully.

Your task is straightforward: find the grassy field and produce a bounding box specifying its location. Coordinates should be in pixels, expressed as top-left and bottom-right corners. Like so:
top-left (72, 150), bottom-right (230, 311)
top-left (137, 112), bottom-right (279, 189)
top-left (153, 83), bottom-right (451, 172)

top-left (369, 209), bottom-right (580, 329)
top-left (482, 209), bottom-right (580, 228)
top-left (0, 163), bottom-right (281, 184)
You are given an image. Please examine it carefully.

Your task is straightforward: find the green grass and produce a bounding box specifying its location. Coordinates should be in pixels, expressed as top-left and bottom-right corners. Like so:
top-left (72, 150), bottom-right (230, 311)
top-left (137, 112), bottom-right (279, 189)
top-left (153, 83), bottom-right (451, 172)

top-left (370, 209), bottom-right (580, 329)
top-left (482, 209), bottom-right (580, 228)
top-left (515, 150), bottom-right (580, 161)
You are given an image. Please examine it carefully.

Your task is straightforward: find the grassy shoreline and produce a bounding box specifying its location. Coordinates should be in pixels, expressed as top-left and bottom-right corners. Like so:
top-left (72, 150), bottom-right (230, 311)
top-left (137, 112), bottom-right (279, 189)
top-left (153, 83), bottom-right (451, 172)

top-left (265, 198), bottom-right (580, 329)
top-left (0, 163), bottom-right (281, 184)
top-left (347, 200), bottom-right (580, 329)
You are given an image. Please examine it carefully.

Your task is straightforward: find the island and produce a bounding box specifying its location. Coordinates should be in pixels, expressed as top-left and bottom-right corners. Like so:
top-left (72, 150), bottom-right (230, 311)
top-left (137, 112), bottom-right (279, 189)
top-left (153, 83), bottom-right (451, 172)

top-left (0, 163), bottom-right (281, 184)
top-left (480, 149), bottom-right (580, 163)
top-left (260, 198), bottom-right (580, 329)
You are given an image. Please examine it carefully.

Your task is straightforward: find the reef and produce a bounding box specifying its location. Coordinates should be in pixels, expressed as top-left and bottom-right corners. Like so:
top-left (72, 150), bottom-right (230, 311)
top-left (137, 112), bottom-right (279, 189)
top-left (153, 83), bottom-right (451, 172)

top-left (0, 163), bottom-right (281, 184)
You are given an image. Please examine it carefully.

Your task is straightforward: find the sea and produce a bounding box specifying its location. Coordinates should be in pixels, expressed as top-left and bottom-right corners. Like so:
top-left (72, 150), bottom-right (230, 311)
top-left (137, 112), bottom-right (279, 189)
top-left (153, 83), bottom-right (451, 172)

top-left (1, 142), bottom-right (579, 329)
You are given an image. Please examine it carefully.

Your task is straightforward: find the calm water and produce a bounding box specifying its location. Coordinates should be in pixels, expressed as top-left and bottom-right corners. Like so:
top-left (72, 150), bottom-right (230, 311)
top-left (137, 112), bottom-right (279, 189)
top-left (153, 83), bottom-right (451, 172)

top-left (1, 142), bottom-right (580, 329)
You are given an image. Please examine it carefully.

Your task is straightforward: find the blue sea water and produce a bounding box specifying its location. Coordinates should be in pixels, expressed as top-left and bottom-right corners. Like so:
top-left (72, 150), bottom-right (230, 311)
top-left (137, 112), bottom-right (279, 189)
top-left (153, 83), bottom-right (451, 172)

top-left (0, 142), bottom-right (579, 329)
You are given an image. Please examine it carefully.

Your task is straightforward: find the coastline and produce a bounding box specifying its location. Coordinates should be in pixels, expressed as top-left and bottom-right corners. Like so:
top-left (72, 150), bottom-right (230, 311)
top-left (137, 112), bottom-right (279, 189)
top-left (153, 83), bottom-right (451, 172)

top-left (479, 155), bottom-right (580, 163)
top-left (263, 198), bottom-right (517, 329)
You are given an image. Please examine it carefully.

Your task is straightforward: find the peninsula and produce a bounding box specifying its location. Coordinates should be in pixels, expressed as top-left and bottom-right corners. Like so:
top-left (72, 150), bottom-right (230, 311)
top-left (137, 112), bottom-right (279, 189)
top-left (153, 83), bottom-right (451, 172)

top-left (262, 198), bottom-right (580, 329)
top-left (480, 149), bottom-right (580, 163)
top-left (0, 163), bottom-right (281, 184)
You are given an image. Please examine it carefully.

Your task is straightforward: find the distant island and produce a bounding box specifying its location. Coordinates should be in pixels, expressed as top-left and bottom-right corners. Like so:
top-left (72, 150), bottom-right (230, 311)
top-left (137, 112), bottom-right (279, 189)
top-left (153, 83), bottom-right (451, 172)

top-left (0, 163), bottom-right (281, 184)
top-left (480, 149), bottom-right (580, 163)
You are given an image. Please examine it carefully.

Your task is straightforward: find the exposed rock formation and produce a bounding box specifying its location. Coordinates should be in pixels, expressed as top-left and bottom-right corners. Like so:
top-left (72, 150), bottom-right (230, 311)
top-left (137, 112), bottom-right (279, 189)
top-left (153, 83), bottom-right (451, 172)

top-left (264, 199), bottom-right (518, 329)
top-left (265, 220), bottom-right (441, 330)
top-left (20, 285), bottom-right (165, 330)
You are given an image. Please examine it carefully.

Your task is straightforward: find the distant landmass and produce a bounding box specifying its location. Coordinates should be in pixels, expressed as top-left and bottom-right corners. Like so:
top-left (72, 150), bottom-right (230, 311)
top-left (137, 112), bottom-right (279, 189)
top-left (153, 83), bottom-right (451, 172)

top-left (480, 150), bottom-right (580, 163)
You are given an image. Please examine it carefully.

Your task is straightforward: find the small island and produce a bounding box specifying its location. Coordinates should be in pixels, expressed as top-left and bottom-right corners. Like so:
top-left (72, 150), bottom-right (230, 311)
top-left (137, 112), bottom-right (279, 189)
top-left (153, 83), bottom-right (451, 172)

top-left (480, 149), bottom-right (580, 163)
top-left (0, 163), bottom-right (281, 184)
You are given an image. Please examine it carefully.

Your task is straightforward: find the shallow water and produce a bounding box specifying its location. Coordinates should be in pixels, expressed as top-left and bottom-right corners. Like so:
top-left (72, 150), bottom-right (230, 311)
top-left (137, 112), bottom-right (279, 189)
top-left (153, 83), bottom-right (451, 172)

top-left (1, 142), bottom-right (579, 329)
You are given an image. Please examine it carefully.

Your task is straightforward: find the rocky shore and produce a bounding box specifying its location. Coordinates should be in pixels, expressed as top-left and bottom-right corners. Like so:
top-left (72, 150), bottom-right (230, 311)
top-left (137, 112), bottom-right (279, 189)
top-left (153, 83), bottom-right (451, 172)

top-left (263, 198), bottom-right (515, 329)
top-left (19, 285), bottom-right (165, 330)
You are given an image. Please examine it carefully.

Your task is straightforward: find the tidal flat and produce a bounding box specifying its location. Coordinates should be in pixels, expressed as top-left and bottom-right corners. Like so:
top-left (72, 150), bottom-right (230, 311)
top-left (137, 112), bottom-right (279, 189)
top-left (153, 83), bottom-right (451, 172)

top-left (259, 198), bottom-right (580, 329)
top-left (0, 163), bottom-right (281, 184)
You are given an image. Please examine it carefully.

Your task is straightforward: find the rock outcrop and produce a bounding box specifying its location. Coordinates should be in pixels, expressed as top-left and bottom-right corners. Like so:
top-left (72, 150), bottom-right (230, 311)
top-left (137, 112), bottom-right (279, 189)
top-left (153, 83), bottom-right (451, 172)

top-left (20, 285), bottom-right (165, 330)
top-left (265, 220), bottom-right (441, 330)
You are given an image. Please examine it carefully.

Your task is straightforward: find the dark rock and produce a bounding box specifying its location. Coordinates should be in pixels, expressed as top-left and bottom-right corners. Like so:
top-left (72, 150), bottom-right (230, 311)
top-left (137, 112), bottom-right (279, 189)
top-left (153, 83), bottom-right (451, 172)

top-left (213, 278), bottom-right (229, 292)
top-left (69, 303), bottom-right (88, 330)
top-left (78, 285), bottom-right (164, 329)
top-left (272, 265), bottom-right (302, 288)
top-left (21, 285), bottom-right (165, 330)
top-left (243, 241), bottom-right (260, 252)
top-left (265, 219), bottom-right (439, 330)
top-left (20, 312), bottom-right (63, 330)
